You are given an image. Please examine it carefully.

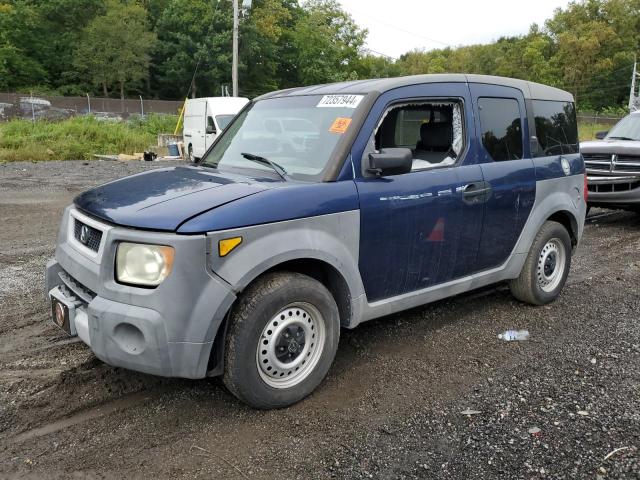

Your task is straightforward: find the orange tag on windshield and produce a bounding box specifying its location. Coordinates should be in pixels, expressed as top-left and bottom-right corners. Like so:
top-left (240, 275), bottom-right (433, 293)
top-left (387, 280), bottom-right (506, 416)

top-left (329, 117), bottom-right (352, 134)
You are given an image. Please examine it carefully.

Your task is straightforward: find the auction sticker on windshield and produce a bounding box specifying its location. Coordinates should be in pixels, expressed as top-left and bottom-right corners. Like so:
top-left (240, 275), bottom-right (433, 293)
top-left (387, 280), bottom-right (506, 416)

top-left (317, 95), bottom-right (364, 108)
top-left (329, 117), bottom-right (352, 134)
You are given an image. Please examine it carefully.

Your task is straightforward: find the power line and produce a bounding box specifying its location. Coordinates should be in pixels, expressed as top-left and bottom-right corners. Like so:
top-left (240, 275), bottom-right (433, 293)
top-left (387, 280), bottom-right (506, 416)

top-left (362, 47), bottom-right (396, 61)
top-left (343, 5), bottom-right (451, 49)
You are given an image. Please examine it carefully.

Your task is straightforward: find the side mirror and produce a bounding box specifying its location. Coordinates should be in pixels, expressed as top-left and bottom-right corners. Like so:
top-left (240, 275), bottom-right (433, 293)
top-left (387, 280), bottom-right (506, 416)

top-left (206, 125), bottom-right (217, 135)
top-left (595, 131), bottom-right (608, 140)
top-left (368, 148), bottom-right (413, 176)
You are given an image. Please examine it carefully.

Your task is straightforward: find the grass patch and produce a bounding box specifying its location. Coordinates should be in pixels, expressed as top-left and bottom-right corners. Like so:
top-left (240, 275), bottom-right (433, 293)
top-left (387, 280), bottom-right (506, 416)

top-left (0, 117), bottom-right (614, 162)
top-left (578, 122), bottom-right (610, 142)
top-left (0, 114), bottom-right (177, 162)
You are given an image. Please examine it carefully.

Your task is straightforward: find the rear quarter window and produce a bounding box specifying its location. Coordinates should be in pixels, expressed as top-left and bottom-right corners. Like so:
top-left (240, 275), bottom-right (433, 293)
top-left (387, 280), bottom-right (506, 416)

top-left (532, 100), bottom-right (579, 156)
top-left (478, 97), bottom-right (523, 161)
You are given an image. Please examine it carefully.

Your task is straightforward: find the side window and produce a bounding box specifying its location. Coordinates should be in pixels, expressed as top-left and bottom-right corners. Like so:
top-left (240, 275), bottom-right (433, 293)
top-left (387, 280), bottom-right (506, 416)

top-left (368, 99), bottom-right (465, 172)
top-left (478, 97), bottom-right (523, 161)
top-left (207, 116), bottom-right (216, 132)
top-left (532, 100), bottom-right (579, 156)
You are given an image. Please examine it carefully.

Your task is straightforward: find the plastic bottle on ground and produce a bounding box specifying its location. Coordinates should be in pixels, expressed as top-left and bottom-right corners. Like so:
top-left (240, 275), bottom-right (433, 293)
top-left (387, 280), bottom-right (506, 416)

top-left (498, 329), bottom-right (530, 341)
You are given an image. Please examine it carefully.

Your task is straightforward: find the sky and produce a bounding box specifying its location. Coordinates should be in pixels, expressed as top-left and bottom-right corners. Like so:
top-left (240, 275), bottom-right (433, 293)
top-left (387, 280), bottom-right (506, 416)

top-left (337, 0), bottom-right (573, 59)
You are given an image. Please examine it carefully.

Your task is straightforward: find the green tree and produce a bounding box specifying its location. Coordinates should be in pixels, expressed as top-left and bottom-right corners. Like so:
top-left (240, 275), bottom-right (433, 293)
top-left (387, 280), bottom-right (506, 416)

top-left (355, 54), bottom-right (401, 79)
top-left (74, 0), bottom-right (157, 99)
top-left (290, 0), bottom-right (367, 84)
top-left (152, 0), bottom-right (232, 99)
top-left (0, 3), bottom-right (48, 90)
top-left (238, 0), bottom-right (298, 97)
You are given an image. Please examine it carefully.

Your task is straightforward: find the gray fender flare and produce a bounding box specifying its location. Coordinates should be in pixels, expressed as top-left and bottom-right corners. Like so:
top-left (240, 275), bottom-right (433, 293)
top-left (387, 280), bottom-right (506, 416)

top-left (207, 210), bottom-right (366, 323)
top-left (507, 176), bottom-right (585, 278)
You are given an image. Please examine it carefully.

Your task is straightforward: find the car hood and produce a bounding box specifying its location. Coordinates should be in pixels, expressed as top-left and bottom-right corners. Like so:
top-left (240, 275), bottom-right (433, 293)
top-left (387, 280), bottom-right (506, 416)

top-left (581, 139), bottom-right (640, 155)
top-left (74, 166), bottom-right (270, 231)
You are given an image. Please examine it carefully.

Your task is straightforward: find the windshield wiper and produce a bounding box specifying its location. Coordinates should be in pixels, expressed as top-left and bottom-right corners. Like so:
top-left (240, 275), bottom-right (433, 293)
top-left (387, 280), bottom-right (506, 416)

top-left (607, 136), bottom-right (636, 141)
top-left (241, 152), bottom-right (288, 181)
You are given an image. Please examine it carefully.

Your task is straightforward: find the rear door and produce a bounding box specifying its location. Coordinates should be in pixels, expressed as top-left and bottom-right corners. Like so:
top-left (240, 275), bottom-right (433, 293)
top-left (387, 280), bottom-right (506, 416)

top-left (353, 83), bottom-right (486, 302)
top-left (468, 84), bottom-right (536, 270)
top-left (529, 99), bottom-right (581, 179)
top-left (185, 100), bottom-right (207, 158)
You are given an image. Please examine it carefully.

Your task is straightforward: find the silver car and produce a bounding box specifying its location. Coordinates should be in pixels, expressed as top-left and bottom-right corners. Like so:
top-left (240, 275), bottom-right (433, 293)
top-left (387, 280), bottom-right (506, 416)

top-left (581, 112), bottom-right (640, 210)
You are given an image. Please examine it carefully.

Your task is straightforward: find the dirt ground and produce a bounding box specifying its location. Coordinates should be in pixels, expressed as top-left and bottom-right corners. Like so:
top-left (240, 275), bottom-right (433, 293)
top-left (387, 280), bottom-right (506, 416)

top-left (0, 160), bottom-right (639, 479)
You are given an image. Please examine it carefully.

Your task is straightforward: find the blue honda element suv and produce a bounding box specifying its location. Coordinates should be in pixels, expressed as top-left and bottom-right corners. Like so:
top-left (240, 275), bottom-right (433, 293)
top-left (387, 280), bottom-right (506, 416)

top-left (46, 75), bottom-right (586, 408)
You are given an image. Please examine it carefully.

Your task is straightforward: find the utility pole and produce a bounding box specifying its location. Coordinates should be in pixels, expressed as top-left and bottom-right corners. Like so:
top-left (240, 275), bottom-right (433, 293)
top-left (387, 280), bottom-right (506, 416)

top-left (629, 55), bottom-right (639, 113)
top-left (232, 0), bottom-right (239, 97)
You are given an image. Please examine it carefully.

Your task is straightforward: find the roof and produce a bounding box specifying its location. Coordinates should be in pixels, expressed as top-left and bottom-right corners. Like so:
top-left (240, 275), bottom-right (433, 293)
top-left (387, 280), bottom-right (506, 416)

top-left (256, 74), bottom-right (573, 103)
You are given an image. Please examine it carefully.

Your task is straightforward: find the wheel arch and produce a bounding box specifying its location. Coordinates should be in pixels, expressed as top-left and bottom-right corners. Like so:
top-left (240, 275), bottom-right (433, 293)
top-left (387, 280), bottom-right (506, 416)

top-left (207, 256), bottom-right (357, 376)
top-left (547, 209), bottom-right (579, 247)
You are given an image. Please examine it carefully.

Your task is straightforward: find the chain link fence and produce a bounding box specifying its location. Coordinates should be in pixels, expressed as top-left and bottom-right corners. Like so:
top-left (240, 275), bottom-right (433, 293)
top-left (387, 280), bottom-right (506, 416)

top-left (577, 112), bottom-right (625, 126)
top-left (0, 92), bottom-right (183, 122)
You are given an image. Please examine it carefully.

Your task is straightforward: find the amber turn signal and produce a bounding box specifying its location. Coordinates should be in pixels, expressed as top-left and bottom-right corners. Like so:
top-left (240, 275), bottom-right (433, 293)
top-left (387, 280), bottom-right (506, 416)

top-left (219, 237), bottom-right (242, 257)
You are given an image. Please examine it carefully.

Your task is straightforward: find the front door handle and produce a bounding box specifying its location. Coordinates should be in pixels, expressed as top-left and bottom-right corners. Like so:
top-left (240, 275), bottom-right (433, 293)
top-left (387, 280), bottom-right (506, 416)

top-left (462, 181), bottom-right (492, 203)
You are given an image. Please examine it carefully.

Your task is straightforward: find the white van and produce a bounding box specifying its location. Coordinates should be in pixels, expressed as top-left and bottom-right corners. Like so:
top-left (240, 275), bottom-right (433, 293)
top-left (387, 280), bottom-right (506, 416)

top-left (183, 97), bottom-right (249, 161)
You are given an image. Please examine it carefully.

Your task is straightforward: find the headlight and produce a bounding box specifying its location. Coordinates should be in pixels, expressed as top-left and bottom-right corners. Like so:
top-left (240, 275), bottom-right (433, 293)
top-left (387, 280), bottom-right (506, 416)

top-left (116, 243), bottom-right (175, 287)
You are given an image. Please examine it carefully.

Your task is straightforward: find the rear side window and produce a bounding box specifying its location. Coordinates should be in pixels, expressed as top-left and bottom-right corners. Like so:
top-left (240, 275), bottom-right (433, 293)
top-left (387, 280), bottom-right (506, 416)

top-left (532, 100), bottom-right (579, 156)
top-left (478, 97), bottom-right (523, 161)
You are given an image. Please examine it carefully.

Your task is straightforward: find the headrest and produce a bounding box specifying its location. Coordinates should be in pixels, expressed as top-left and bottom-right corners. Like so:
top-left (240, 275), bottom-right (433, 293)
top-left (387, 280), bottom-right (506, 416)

top-left (420, 122), bottom-right (453, 149)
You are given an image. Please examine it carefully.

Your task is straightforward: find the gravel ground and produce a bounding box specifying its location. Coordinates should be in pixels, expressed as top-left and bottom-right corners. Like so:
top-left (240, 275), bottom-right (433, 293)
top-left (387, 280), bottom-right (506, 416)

top-left (0, 160), bottom-right (639, 479)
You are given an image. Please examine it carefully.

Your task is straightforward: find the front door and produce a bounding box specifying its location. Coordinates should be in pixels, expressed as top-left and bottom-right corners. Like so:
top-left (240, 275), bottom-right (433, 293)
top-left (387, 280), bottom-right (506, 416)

top-left (204, 112), bottom-right (217, 151)
top-left (353, 83), bottom-right (486, 303)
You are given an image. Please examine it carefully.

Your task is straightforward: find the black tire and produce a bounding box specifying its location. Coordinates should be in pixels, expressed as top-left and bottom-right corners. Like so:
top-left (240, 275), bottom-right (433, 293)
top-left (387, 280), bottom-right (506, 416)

top-left (509, 221), bottom-right (572, 306)
top-left (223, 272), bottom-right (340, 409)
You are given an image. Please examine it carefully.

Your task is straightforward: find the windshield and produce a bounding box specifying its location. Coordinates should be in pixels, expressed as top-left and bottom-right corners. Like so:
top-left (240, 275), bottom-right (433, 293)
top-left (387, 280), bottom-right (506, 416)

top-left (216, 115), bottom-right (235, 130)
top-left (201, 94), bottom-right (364, 181)
top-left (606, 114), bottom-right (640, 140)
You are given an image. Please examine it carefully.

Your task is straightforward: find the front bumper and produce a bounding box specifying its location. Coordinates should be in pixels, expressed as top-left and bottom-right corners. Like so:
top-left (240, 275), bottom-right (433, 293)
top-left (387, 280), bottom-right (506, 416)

top-left (587, 175), bottom-right (640, 206)
top-left (45, 207), bottom-right (237, 379)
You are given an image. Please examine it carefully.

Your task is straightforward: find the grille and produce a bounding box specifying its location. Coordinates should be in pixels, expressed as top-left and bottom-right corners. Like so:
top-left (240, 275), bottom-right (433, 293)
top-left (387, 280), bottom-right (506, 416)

top-left (58, 271), bottom-right (96, 305)
top-left (583, 153), bottom-right (612, 172)
top-left (584, 153), bottom-right (640, 175)
top-left (615, 155), bottom-right (640, 174)
top-left (73, 218), bottom-right (103, 252)
top-left (583, 153), bottom-right (612, 162)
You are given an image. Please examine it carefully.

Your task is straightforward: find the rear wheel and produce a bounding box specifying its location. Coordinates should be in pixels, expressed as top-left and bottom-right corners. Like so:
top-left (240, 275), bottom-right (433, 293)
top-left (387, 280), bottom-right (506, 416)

top-left (223, 272), bottom-right (340, 409)
top-left (509, 221), bottom-right (572, 305)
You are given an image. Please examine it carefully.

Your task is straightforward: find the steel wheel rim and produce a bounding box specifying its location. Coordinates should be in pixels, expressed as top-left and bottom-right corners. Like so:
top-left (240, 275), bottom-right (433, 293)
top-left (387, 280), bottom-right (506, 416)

top-left (537, 238), bottom-right (566, 293)
top-left (256, 303), bottom-right (326, 389)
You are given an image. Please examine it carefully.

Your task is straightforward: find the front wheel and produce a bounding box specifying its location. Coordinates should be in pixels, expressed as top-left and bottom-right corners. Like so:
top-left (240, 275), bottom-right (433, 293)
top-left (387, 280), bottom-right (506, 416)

top-left (509, 221), bottom-right (572, 306)
top-left (223, 272), bottom-right (340, 409)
